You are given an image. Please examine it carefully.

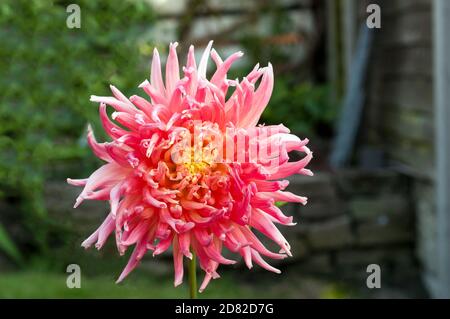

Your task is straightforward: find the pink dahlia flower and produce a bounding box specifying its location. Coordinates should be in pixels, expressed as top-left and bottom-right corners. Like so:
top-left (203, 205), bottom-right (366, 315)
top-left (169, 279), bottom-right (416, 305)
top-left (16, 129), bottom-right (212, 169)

top-left (68, 41), bottom-right (312, 292)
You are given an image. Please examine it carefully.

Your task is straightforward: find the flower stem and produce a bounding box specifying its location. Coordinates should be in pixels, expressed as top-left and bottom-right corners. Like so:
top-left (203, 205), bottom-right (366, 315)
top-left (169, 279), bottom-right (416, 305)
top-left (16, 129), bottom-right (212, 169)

top-left (188, 253), bottom-right (198, 299)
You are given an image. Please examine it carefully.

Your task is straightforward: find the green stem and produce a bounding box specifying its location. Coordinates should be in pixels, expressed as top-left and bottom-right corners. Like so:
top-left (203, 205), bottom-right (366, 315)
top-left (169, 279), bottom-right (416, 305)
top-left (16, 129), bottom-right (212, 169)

top-left (188, 253), bottom-right (198, 299)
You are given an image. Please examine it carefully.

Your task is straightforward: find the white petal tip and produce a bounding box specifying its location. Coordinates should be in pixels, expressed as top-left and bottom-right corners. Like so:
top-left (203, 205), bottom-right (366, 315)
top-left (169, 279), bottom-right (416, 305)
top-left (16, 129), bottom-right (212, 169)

top-left (138, 80), bottom-right (149, 88)
top-left (73, 197), bottom-right (83, 208)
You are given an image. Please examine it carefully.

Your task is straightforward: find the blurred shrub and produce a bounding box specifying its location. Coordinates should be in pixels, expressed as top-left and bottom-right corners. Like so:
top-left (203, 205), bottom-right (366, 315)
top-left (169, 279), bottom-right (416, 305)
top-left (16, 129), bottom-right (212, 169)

top-left (261, 78), bottom-right (336, 137)
top-left (0, 0), bottom-right (155, 255)
top-left (235, 23), bottom-right (335, 137)
top-left (0, 223), bottom-right (23, 265)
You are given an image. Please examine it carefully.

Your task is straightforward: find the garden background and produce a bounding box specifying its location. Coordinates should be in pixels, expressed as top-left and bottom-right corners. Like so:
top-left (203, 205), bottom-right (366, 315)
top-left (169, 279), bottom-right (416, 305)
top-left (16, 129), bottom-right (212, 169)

top-left (0, 0), bottom-right (447, 298)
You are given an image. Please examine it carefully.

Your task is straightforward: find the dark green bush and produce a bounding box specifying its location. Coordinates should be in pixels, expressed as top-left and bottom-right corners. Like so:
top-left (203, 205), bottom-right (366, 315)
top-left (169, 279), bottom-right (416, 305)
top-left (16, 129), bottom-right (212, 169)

top-left (0, 0), bottom-right (155, 255)
top-left (261, 79), bottom-right (336, 137)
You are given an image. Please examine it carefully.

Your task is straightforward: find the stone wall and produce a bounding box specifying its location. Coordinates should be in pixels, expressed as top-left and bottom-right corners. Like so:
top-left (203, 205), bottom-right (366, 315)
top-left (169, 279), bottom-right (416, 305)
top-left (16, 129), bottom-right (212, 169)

top-left (35, 169), bottom-right (420, 287)
top-left (281, 170), bottom-right (418, 284)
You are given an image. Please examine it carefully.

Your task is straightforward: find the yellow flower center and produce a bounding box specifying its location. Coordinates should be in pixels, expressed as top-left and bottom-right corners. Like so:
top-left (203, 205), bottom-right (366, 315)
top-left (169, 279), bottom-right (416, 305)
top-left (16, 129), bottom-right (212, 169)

top-left (184, 160), bottom-right (210, 175)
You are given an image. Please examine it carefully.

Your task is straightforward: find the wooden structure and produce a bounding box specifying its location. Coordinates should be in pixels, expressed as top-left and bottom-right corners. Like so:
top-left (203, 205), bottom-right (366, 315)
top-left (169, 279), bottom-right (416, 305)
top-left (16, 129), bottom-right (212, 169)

top-left (433, 0), bottom-right (450, 298)
top-left (329, 0), bottom-right (449, 298)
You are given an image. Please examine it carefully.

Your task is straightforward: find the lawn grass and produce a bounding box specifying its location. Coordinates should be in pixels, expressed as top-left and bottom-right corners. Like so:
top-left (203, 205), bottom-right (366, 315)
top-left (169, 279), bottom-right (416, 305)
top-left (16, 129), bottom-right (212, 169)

top-left (1, 255), bottom-right (420, 298)
top-left (0, 270), bottom-right (260, 299)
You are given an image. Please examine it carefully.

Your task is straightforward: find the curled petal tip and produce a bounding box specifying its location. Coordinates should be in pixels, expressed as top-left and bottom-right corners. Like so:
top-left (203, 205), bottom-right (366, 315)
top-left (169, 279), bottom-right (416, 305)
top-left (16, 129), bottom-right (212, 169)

top-left (73, 196), bottom-right (83, 208)
top-left (138, 79), bottom-right (149, 88)
top-left (302, 169), bottom-right (314, 176)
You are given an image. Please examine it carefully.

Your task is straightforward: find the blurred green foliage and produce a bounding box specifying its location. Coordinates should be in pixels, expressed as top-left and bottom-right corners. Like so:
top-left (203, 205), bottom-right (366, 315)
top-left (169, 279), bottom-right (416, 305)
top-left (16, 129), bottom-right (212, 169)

top-left (0, 0), bottom-right (155, 255)
top-left (0, 223), bottom-right (23, 265)
top-left (261, 79), bottom-right (335, 136)
top-left (235, 9), bottom-right (336, 137)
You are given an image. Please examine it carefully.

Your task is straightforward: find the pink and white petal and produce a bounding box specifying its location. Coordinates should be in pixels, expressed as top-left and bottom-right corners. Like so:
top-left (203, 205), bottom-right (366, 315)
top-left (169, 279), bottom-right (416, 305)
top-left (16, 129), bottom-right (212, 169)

top-left (116, 240), bottom-right (148, 283)
top-left (151, 48), bottom-right (166, 98)
top-left (166, 42), bottom-right (180, 96)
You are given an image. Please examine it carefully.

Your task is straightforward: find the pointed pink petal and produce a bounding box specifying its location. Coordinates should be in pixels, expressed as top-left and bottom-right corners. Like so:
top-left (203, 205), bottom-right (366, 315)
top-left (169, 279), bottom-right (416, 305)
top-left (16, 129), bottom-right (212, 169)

top-left (151, 48), bottom-right (166, 98)
top-left (198, 40), bottom-right (213, 79)
top-left (251, 250), bottom-right (281, 274)
top-left (166, 42), bottom-right (180, 96)
top-left (116, 240), bottom-right (147, 283)
top-left (86, 125), bottom-right (112, 162)
top-left (173, 237), bottom-right (184, 287)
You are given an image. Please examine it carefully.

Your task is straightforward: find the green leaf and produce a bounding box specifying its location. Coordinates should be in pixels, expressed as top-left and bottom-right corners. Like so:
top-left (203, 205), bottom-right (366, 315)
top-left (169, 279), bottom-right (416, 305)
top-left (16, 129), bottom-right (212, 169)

top-left (275, 201), bottom-right (287, 207)
top-left (0, 222), bottom-right (23, 265)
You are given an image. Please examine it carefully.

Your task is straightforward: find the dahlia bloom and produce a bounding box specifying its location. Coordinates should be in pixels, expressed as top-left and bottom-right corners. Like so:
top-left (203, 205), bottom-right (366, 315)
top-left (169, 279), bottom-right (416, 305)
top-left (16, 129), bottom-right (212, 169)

top-left (68, 41), bottom-right (312, 292)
